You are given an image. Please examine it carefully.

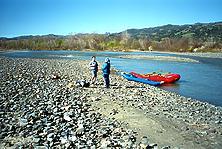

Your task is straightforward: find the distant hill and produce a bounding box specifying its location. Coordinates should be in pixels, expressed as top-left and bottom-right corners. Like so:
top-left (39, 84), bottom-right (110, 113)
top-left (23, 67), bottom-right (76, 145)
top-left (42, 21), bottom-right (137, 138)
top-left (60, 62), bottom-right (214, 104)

top-left (3, 34), bottom-right (65, 40)
top-left (1, 21), bottom-right (222, 52)
top-left (116, 22), bottom-right (222, 42)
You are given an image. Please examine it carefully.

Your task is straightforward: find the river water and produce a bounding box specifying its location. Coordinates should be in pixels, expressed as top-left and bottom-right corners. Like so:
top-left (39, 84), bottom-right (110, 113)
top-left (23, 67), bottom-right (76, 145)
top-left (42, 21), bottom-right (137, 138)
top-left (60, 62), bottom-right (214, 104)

top-left (1, 50), bottom-right (222, 107)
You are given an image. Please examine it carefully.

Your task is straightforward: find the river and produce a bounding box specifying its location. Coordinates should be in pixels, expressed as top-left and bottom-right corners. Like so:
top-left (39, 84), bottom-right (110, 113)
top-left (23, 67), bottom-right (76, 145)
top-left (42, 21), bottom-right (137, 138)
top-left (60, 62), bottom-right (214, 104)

top-left (1, 50), bottom-right (222, 107)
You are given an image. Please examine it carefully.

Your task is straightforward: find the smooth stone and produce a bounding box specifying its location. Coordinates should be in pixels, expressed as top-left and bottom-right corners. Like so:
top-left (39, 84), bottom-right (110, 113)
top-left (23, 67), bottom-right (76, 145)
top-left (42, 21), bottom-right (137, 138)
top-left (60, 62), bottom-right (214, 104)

top-left (90, 145), bottom-right (96, 149)
top-left (215, 120), bottom-right (221, 124)
top-left (19, 118), bottom-right (28, 126)
top-left (140, 136), bottom-right (149, 145)
top-left (68, 135), bottom-right (77, 142)
top-left (33, 137), bottom-right (41, 143)
top-left (76, 124), bottom-right (84, 134)
top-left (60, 137), bottom-right (68, 144)
top-left (208, 128), bottom-right (217, 134)
top-left (47, 133), bottom-right (54, 138)
top-left (100, 139), bottom-right (110, 148)
top-left (67, 82), bottom-right (74, 88)
top-left (122, 135), bottom-right (130, 141)
top-left (47, 137), bottom-right (53, 142)
top-left (64, 113), bottom-right (72, 121)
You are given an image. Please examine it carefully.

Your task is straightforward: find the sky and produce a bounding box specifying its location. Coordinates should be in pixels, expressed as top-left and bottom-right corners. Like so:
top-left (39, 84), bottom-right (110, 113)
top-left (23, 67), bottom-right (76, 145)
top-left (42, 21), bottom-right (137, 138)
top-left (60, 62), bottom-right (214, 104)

top-left (0, 0), bottom-right (222, 37)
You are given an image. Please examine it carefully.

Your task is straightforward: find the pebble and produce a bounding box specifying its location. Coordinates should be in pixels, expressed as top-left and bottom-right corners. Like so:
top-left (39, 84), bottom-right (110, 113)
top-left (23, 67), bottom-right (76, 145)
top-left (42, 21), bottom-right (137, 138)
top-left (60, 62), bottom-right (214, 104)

top-left (63, 113), bottom-right (72, 121)
top-left (139, 136), bottom-right (150, 148)
top-left (215, 120), bottom-right (221, 124)
top-left (19, 118), bottom-right (28, 126)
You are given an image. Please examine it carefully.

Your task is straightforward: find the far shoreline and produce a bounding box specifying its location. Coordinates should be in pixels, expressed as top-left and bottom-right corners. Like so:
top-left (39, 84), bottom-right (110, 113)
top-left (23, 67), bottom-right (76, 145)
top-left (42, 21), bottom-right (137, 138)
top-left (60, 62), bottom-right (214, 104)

top-left (1, 48), bottom-right (222, 59)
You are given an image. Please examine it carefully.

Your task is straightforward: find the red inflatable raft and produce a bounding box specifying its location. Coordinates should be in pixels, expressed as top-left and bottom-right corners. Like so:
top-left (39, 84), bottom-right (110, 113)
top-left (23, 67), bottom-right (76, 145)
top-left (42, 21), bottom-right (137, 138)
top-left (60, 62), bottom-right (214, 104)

top-left (130, 72), bottom-right (180, 83)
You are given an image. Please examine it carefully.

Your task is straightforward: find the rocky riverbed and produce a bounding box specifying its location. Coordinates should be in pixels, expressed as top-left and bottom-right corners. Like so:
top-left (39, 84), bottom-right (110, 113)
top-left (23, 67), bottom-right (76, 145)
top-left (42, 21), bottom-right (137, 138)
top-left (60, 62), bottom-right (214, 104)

top-left (0, 57), bottom-right (222, 149)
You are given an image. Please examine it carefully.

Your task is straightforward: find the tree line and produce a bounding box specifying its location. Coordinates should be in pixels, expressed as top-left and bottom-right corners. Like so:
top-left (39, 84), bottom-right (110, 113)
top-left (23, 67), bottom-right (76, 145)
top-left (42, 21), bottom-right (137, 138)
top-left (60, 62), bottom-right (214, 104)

top-left (1, 22), bottom-right (222, 52)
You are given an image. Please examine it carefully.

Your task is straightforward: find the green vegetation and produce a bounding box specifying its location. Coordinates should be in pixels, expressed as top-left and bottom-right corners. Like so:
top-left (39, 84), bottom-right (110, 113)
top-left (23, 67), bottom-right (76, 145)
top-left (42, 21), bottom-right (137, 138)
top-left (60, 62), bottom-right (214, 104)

top-left (0, 22), bottom-right (222, 52)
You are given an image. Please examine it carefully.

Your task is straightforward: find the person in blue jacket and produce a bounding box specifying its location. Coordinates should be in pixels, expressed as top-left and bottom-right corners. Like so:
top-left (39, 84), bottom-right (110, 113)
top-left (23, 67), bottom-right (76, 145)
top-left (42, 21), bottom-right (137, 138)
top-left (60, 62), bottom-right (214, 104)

top-left (102, 58), bottom-right (110, 88)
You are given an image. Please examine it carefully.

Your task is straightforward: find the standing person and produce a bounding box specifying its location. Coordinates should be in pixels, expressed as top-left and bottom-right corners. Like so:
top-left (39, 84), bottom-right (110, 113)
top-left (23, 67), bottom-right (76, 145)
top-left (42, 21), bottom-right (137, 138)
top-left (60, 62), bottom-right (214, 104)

top-left (102, 58), bottom-right (110, 88)
top-left (89, 56), bottom-right (98, 84)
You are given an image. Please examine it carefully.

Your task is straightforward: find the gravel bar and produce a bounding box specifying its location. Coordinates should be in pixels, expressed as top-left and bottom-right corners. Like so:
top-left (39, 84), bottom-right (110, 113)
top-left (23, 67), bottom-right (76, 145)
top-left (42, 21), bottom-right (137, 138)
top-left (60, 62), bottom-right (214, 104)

top-left (0, 57), bottom-right (221, 149)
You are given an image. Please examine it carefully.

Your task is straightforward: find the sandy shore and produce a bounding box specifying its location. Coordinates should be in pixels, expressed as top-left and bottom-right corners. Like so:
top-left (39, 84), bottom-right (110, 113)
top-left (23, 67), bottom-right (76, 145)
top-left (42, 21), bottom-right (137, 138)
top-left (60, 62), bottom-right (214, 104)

top-left (117, 51), bottom-right (222, 62)
top-left (0, 57), bottom-right (222, 148)
top-left (171, 52), bottom-right (222, 59)
top-left (143, 51), bottom-right (222, 59)
top-left (117, 55), bottom-right (199, 63)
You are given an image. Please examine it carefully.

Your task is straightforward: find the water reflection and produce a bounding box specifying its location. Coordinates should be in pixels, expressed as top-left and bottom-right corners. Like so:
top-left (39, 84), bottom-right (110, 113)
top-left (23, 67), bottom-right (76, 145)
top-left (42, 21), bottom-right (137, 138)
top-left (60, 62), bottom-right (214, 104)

top-left (159, 82), bottom-right (181, 93)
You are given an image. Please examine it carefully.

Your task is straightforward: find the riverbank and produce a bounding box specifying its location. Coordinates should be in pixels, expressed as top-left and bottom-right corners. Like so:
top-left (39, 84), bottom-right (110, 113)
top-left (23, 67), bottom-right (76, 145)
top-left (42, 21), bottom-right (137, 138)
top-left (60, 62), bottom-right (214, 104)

top-left (117, 55), bottom-right (199, 63)
top-left (0, 57), bottom-right (222, 148)
top-left (173, 52), bottom-right (222, 59)
top-left (148, 51), bottom-right (222, 59)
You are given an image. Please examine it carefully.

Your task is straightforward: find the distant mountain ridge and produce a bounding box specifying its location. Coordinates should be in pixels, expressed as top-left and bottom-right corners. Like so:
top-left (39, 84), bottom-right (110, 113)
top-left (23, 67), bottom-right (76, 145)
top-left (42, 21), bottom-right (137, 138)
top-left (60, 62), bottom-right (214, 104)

top-left (116, 21), bottom-right (222, 42)
top-left (0, 21), bottom-right (222, 52)
top-left (0, 34), bottom-right (65, 40)
top-left (1, 21), bottom-right (222, 41)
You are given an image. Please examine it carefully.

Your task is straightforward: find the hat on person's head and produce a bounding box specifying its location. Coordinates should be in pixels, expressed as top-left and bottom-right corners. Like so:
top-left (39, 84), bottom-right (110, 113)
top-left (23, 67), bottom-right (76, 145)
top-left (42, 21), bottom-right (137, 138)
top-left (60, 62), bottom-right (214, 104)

top-left (105, 58), bottom-right (110, 63)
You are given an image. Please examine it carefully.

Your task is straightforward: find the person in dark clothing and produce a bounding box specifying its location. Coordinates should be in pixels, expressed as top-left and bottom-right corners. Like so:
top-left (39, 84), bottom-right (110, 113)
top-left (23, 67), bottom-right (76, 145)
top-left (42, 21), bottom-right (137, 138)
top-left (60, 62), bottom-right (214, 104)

top-left (89, 56), bottom-right (98, 84)
top-left (102, 58), bottom-right (110, 88)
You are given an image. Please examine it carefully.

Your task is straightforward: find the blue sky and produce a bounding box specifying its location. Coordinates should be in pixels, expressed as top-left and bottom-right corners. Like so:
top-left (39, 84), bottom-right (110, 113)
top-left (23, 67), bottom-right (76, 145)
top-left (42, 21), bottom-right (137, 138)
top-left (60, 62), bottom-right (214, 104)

top-left (0, 0), bottom-right (221, 37)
